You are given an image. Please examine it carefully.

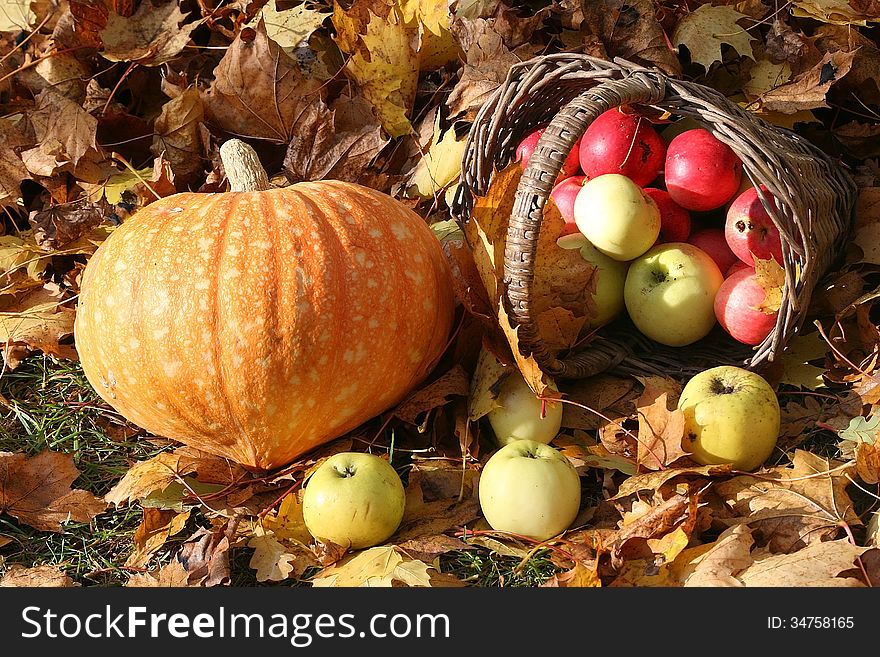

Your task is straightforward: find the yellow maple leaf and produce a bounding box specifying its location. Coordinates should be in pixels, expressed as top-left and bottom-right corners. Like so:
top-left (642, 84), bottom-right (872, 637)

top-left (753, 255), bottom-right (785, 314)
top-left (309, 545), bottom-right (451, 587)
top-left (673, 4), bottom-right (757, 70)
top-left (252, 1), bottom-right (330, 53)
top-left (404, 107), bottom-right (467, 199)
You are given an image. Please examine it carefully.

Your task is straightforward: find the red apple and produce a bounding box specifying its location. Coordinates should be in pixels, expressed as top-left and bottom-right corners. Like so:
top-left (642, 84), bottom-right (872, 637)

top-left (644, 187), bottom-right (691, 243)
top-left (551, 175), bottom-right (587, 236)
top-left (665, 129), bottom-right (743, 211)
top-left (517, 127), bottom-right (581, 179)
top-left (714, 268), bottom-right (778, 346)
top-left (726, 261), bottom-right (751, 277)
top-left (725, 185), bottom-right (784, 266)
top-left (579, 108), bottom-right (665, 187)
top-left (688, 228), bottom-right (739, 275)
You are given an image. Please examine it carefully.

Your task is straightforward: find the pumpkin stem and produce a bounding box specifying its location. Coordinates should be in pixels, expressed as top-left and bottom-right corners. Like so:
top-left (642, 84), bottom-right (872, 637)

top-left (220, 139), bottom-right (271, 192)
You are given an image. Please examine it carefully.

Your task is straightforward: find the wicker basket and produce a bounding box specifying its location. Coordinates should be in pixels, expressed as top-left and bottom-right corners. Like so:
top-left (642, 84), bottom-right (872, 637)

top-left (450, 54), bottom-right (858, 381)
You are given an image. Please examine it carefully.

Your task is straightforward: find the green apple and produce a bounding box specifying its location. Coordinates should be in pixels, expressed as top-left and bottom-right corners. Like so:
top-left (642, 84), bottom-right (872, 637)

top-left (557, 232), bottom-right (629, 328)
top-left (573, 173), bottom-right (661, 261)
top-left (678, 365), bottom-right (780, 471)
top-left (487, 371), bottom-right (563, 446)
top-left (302, 452), bottom-right (406, 549)
top-left (478, 439), bottom-right (581, 541)
top-left (624, 242), bottom-right (723, 346)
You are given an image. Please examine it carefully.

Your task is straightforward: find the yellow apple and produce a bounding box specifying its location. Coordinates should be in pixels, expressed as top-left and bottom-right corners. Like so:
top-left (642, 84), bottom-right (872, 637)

top-left (557, 232), bottom-right (629, 328)
top-left (678, 365), bottom-right (780, 471)
top-left (478, 439), bottom-right (581, 541)
top-left (301, 452), bottom-right (406, 549)
top-left (573, 173), bottom-right (661, 261)
top-left (487, 370), bottom-right (562, 446)
top-left (624, 242), bottom-right (724, 346)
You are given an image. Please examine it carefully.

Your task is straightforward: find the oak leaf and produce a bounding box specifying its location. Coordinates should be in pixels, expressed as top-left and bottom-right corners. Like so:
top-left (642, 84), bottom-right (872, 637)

top-left (247, 530), bottom-right (318, 583)
top-left (0, 450), bottom-right (107, 532)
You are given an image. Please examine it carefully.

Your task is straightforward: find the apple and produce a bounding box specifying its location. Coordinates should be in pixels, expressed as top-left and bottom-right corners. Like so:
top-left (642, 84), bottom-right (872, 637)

top-left (579, 108), bottom-right (665, 186)
top-left (624, 242), bottom-right (724, 347)
top-left (478, 439), bottom-right (582, 541)
top-left (302, 452), bottom-right (406, 549)
top-left (643, 187), bottom-right (691, 243)
top-left (726, 261), bottom-right (751, 277)
top-left (688, 227), bottom-right (739, 275)
top-left (516, 126), bottom-right (581, 180)
top-left (557, 232), bottom-right (629, 328)
top-left (678, 365), bottom-right (780, 471)
top-left (550, 174), bottom-right (587, 236)
top-left (665, 129), bottom-right (743, 211)
top-left (573, 173), bottom-right (661, 261)
top-left (725, 185), bottom-right (784, 266)
top-left (714, 267), bottom-right (778, 346)
top-left (487, 370), bottom-right (563, 446)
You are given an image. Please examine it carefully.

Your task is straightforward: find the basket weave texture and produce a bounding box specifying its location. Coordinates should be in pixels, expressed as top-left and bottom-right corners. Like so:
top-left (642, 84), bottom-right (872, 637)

top-left (451, 53), bottom-right (858, 382)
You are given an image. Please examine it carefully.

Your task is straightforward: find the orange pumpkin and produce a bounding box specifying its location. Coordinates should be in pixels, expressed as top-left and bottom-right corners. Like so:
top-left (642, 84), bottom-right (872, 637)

top-left (74, 140), bottom-right (455, 471)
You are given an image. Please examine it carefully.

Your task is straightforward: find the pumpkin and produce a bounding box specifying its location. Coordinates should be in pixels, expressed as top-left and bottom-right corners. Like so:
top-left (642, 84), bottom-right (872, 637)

top-left (74, 139), bottom-right (455, 471)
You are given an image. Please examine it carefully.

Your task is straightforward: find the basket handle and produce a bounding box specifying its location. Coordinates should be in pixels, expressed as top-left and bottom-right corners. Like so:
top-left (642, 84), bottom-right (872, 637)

top-left (503, 71), bottom-right (667, 379)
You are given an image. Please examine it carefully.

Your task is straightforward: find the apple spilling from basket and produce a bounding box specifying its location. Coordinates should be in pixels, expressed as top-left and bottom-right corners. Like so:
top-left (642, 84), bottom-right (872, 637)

top-left (518, 108), bottom-right (786, 347)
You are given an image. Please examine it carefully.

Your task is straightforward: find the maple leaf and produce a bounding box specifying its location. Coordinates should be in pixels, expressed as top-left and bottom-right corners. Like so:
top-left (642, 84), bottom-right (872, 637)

top-left (99, 0), bottom-right (199, 66)
top-left (0, 564), bottom-right (78, 587)
top-left (251, 0), bottom-right (330, 53)
top-left (203, 20), bottom-right (326, 143)
top-left (22, 88), bottom-right (102, 176)
top-left (737, 539), bottom-right (870, 586)
top-left (673, 4), bottom-right (757, 71)
top-left (283, 92), bottom-right (388, 185)
top-left (753, 255), bottom-right (785, 314)
top-left (125, 559), bottom-right (192, 587)
top-left (0, 0), bottom-right (33, 31)
top-left (309, 545), bottom-right (464, 587)
top-left (855, 441), bottom-right (880, 484)
top-left (247, 530), bottom-right (318, 583)
top-left (151, 84), bottom-right (204, 187)
top-left (0, 117), bottom-right (30, 205)
top-left (635, 392), bottom-right (689, 471)
top-left (791, 0), bottom-right (880, 26)
top-left (0, 450), bottom-right (107, 532)
top-left (778, 332), bottom-right (829, 389)
top-left (125, 508), bottom-right (190, 569)
top-left (404, 108), bottom-right (468, 200)
top-left (715, 450), bottom-right (860, 553)
top-left (743, 57), bottom-right (793, 102)
top-left (760, 50), bottom-right (855, 114)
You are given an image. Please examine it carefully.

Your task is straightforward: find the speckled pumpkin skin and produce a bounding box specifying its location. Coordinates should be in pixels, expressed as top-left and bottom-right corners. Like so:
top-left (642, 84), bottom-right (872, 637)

top-left (74, 181), bottom-right (455, 471)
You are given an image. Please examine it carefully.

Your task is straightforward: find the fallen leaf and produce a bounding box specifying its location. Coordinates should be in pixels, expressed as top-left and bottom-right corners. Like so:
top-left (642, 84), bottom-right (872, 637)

top-left (262, 492), bottom-right (312, 546)
top-left (791, 0), bottom-right (880, 26)
top-left (759, 50), bottom-right (855, 113)
top-left (331, 1), bottom-right (419, 138)
top-left (744, 57), bottom-right (792, 101)
top-left (309, 545), bottom-right (463, 587)
top-left (125, 559), bottom-right (191, 587)
top-left (393, 364), bottom-right (471, 425)
top-left (396, 534), bottom-right (472, 563)
top-left (151, 85), bottom-right (204, 187)
top-left (715, 450), bottom-right (860, 552)
top-left (0, 563), bottom-right (78, 587)
top-left (124, 508), bottom-right (190, 569)
top-left (673, 4), bottom-right (757, 71)
top-left (636, 393), bottom-right (689, 471)
top-left (853, 222), bottom-right (880, 265)
top-left (612, 463), bottom-right (733, 500)
top-left (176, 521), bottom-right (235, 587)
top-left (99, 0), bottom-right (199, 66)
top-left (681, 524), bottom-right (755, 587)
top-left (559, 375), bottom-right (637, 431)
top-left (0, 0), bottom-right (33, 31)
top-left (778, 332), bottom-right (829, 389)
top-left (467, 346), bottom-right (507, 421)
top-left (203, 20), bottom-right (326, 143)
top-left (0, 450), bottom-right (107, 532)
top-left (404, 108), bottom-right (468, 200)
top-left (738, 539), bottom-right (870, 586)
top-left (247, 531), bottom-right (318, 582)
top-left (542, 560), bottom-right (602, 587)
top-left (23, 88), bottom-right (103, 176)
top-left (252, 1), bottom-right (330, 53)
top-left (855, 441), bottom-right (880, 484)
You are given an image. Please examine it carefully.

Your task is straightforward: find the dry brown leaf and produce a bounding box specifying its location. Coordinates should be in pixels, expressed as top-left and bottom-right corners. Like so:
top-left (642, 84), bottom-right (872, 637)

top-left (283, 93), bottom-right (388, 184)
top-left (0, 286), bottom-right (77, 367)
top-left (125, 508), bottom-right (191, 569)
top-left (151, 84), bottom-right (204, 187)
top-left (855, 441), bottom-right (880, 484)
top-left (125, 559), bottom-right (192, 587)
top-left (715, 450), bottom-right (860, 552)
top-left (542, 560), bottom-right (602, 587)
top-left (393, 364), bottom-right (471, 425)
top-left (176, 521), bottom-right (235, 587)
top-left (0, 117), bottom-right (30, 204)
top-left (559, 375), bottom-right (637, 431)
top-left (0, 563), bottom-right (79, 587)
top-left (738, 539), bottom-right (870, 586)
top-left (0, 450), bottom-right (107, 532)
top-left (309, 545), bottom-right (463, 587)
top-left (636, 392), bottom-right (689, 471)
top-left (681, 524), bottom-right (755, 587)
top-left (612, 463), bottom-right (733, 500)
top-left (203, 20), bottom-right (325, 143)
top-left (100, 0), bottom-right (198, 66)
top-left (396, 534), bottom-right (472, 564)
top-left (760, 50), bottom-right (855, 113)
top-left (672, 4), bottom-right (756, 70)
